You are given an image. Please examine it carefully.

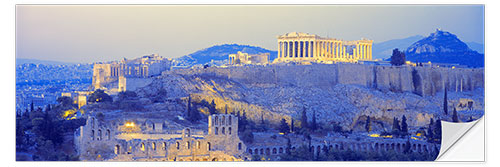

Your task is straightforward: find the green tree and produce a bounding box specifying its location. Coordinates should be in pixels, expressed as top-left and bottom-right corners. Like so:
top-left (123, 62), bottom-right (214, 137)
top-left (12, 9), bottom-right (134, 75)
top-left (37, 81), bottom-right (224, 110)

top-left (56, 96), bottom-right (74, 108)
top-left (427, 118), bottom-right (434, 141)
top-left (301, 107), bottom-right (308, 130)
top-left (16, 112), bottom-right (26, 151)
top-left (209, 99), bottom-right (217, 114)
top-left (238, 111), bottom-right (249, 132)
top-left (433, 119), bottom-right (442, 143)
top-left (392, 117), bottom-right (401, 134)
top-left (186, 95), bottom-right (201, 122)
top-left (444, 86), bottom-right (448, 115)
top-left (87, 89), bottom-right (112, 103)
top-left (452, 107), bottom-right (459, 122)
top-left (390, 48), bottom-right (406, 66)
top-left (401, 115), bottom-right (408, 136)
top-left (365, 116), bottom-right (371, 132)
top-left (240, 129), bottom-right (254, 143)
top-left (311, 110), bottom-right (318, 131)
top-left (117, 90), bottom-right (138, 101)
top-left (279, 118), bottom-right (290, 134)
top-left (30, 101), bottom-right (34, 112)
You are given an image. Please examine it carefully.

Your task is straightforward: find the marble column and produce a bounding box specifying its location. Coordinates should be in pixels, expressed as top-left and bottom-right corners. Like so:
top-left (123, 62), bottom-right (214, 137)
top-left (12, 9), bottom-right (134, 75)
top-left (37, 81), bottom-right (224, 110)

top-left (365, 44), bottom-right (368, 60)
top-left (362, 44), bottom-right (365, 60)
top-left (343, 46), bottom-right (346, 59)
top-left (301, 41), bottom-right (304, 58)
top-left (311, 41), bottom-right (314, 58)
top-left (329, 42), bottom-right (332, 58)
top-left (336, 43), bottom-right (339, 59)
top-left (369, 45), bottom-right (372, 60)
top-left (307, 41), bottom-right (312, 57)
top-left (278, 42), bottom-right (281, 59)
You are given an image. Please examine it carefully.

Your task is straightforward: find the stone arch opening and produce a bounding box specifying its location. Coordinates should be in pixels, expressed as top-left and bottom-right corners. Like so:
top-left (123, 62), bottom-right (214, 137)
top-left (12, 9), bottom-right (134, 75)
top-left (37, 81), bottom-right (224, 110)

top-left (238, 143), bottom-right (242, 150)
top-left (185, 128), bottom-right (191, 137)
top-left (115, 145), bottom-right (120, 154)
top-left (152, 142), bottom-right (156, 151)
top-left (215, 127), bottom-right (219, 135)
top-left (272, 148), bottom-right (277, 154)
top-left (141, 143), bottom-right (145, 151)
top-left (197, 141), bottom-right (201, 149)
top-left (186, 141), bottom-right (190, 149)
top-left (222, 116), bottom-right (225, 125)
top-left (260, 148), bottom-right (264, 155)
top-left (207, 142), bottom-right (211, 151)
top-left (163, 142), bottom-right (167, 150)
top-left (97, 129), bottom-right (102, 140)
top-left (248, 149), bottom-right (253, 154)
top-left (222, 127), bottom-right (225, 135)
top-left (176, 142), bottom-right (180, 150)
top-left (279, 147), bottom-right (283, 154)
top-left (266, 148), bottom-right (270, 155)
top-left (106, 129), bottom-right (111, 140)
top-left (228, 116), bottom-right (232, 125)
top-left (228, 127), bottom-right (232, 135)
top-left (215, 116), bottom-right (218, 125)
top-left (91, 130), bottom-right (95, 140)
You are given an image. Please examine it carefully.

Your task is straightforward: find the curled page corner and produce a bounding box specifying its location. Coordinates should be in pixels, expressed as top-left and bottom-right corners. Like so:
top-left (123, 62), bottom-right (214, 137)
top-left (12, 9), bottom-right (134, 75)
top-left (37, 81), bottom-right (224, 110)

top-left (435, 117), bottom-right (484, 161)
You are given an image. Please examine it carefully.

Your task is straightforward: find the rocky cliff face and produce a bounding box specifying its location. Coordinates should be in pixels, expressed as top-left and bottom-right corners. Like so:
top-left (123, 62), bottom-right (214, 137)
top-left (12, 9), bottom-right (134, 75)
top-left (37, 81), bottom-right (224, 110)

top-left (405, 29), bottom-right (484, 67)
top-left (135, 64), bottom-right (484, 132)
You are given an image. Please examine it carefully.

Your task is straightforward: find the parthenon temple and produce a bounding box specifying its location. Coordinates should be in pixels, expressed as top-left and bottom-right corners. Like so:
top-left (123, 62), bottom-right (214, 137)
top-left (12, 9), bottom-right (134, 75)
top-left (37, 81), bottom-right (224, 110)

top-left (275, 32), bottom-right (373, 63)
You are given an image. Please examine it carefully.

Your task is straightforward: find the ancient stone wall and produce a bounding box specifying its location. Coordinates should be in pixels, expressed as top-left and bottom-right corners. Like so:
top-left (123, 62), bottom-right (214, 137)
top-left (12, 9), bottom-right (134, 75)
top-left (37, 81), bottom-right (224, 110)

top-left (168, 64), bottom-right (484, 96)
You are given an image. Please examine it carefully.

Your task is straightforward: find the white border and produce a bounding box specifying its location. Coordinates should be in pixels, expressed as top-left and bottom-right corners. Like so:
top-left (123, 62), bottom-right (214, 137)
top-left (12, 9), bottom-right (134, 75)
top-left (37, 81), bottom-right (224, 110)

top-left (2, 0), bottom-right (497, 167)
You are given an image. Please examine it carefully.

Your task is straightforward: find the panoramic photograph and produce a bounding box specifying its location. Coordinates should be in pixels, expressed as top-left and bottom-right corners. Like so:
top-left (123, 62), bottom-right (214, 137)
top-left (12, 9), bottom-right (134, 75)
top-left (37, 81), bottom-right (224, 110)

top-left (15, 5), bottom-right (484, 161)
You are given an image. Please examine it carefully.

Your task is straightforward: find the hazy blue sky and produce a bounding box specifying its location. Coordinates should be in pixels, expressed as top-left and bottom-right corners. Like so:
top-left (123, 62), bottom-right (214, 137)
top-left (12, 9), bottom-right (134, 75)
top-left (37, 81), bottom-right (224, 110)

top-left (16, 5), bottom-right (484, 63)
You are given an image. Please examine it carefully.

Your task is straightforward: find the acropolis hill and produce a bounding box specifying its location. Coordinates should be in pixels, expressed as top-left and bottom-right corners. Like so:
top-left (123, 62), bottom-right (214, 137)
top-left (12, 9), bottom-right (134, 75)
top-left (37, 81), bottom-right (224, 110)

top-left (135, 63), bottom-right (484, 128)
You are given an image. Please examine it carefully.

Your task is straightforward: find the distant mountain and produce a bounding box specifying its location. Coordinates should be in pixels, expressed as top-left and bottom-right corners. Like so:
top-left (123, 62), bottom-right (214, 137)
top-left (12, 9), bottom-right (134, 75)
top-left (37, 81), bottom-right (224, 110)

top-left (174, 44), bottom-right (277, 67)
top-left (405, 29), bottom-right (484, 67)
top-left (372, 35), bottom-right (424, 60)
top-left (16, 58), bottom-right (77, 66)
top-left (465, 41), bottom-right (484, 54)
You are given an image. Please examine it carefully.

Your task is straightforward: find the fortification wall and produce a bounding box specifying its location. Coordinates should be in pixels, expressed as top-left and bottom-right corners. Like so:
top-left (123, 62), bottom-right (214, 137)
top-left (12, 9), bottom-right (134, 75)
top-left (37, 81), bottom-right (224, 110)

top-left (168, 64), bottom-right (484, 96)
